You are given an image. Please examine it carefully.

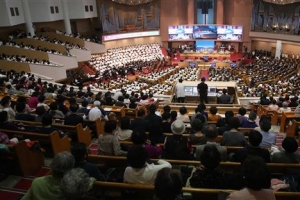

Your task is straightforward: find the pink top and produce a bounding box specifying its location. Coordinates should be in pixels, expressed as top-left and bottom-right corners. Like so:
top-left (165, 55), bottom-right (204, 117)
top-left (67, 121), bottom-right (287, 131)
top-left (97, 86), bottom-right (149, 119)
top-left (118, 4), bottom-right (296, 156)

top-left (27, 97), bottom-right (39, 108)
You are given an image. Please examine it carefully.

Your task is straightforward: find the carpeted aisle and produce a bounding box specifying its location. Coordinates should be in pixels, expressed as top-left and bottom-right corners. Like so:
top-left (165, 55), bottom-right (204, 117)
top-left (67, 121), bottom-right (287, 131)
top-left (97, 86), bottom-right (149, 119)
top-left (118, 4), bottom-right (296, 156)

top-left (200, 69), bottom-right (209, 81)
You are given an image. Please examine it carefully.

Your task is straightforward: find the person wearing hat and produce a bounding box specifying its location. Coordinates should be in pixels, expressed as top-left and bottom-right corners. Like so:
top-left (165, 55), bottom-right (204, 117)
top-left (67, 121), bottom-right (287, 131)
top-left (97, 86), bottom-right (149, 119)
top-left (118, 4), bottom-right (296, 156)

top-left (88, 101), bottom-right (108, 121)
top-left (163, 120), bottom-right (192, 160)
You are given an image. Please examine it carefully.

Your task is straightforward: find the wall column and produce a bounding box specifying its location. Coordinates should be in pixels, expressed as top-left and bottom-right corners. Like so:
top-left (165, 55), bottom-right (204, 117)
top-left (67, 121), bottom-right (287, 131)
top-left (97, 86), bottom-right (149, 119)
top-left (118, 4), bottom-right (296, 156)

top-left (21, 0), bottom-right (35, 37)
top-left (215, 0), bottom-right (224, 24)
top-left (187, 0), bottom-right (195, 24)
top-left (275, 40), bottom-right (282, 58)
top-left (61, 0), bottom-right (72, 34)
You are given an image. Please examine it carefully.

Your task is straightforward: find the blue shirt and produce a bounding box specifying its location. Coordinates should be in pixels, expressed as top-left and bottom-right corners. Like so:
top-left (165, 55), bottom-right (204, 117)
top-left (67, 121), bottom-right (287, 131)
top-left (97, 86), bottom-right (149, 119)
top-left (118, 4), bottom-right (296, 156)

top-left (259, 131), bottom-right (276, 148)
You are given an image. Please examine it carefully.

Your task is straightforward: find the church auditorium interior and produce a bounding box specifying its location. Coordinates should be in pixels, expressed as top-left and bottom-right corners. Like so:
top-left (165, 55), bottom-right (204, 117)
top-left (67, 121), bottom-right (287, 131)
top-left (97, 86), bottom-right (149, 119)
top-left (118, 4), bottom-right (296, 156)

top-left (1, 0), bottom-right (300, 199)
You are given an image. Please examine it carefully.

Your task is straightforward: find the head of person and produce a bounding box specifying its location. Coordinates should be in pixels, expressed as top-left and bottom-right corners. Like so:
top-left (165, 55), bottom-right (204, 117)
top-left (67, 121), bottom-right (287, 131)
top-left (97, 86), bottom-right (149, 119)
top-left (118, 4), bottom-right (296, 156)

top-left (205, 124), bottom-right (218, 141)
top-left (282, 137), bottom-right (298, 153)
top-left (149, 104), bottom-right (157, 114)
top-left (271, 99), bottom-right (277, 105)
top-left (259, 118), bottom-right (271, 132)
top-left (36, 106), bottom-right (46, 116)
top-left (127, 145), bottom-right (147, 168)
top-left (38, 95), bottom-right (46, 103)
top-left (179, 106), bottom-right (187, 115)
top-left (16, 102), bottom-right (26, 113)
top-left (171, 120), bottom-right (186, 135)
top-left (131, 130), bottom-right (147, 145)
top-left (170, 110), bottom-right (177, 120)
top-left (71, 142), bottom-right (87, 164)
top-left (162, 112), bottom-right (171, 121)
top-left (69, 103), bottom-right (79, 113)
top-left (93, 100), bottom-right (101, 108)
top-left (163, 105), bottom-right (171, 113)
top-left (155, 168), bottom-right (183, 200)
top-left (104, 120), bottom-right (117, 133)
top-left (17, 96), bottom-right (27, 104)
top-left (49, 102), bottom-right (58, 111)
top-left (238, 107), bottom-right (246, 116)
top-left (242, 156), bottom-right (271, 190)
top-left (200, 145), bottom-right (221, 170)
top-left (137, 109), bottom-right (145, 118)
top-left (229, 117), bottom-right (240, 129)
top-left (191, 119), bottom-right (203, 132)
top-left (0, 96), bottom-right (11, 107)
top-left (248, 111), bottom-right (257, 121)
top-left (120, 116), bottom-right (131, 130)
top-left (249, 130), bottom-right (262, 147)
top-left (178, 78), bottom-right (183, 83)
top-left (42, 114), bottom-right (53, 126)
top-left (196, 103), bottom-right (206, 112)
top-left (201, 77), bottom-right (206, 82)
top-left (50, 151), bottom-right (75, 178)
top-left (118, 95), bottom-right (124, 102)
top-left (222, 89), bottom-right (227, 94)
top-left (0, 111), bottom-right (8, 123)
top-left (61, 168), bottom-right (91, 200)
top-left (282, 101), bottom-right (289, 108)
top-left (225, 111), bottom-right (234, 124)
top-left (209, 106), bottom-right (218, 115)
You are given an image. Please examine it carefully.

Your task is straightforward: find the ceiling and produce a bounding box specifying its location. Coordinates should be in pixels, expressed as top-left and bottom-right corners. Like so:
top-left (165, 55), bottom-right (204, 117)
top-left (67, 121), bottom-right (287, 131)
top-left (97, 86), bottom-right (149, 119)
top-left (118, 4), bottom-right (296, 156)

top-left (110, 0), bottom-right (153, 5)
top-left (263, 0), bottom-right (300, 4)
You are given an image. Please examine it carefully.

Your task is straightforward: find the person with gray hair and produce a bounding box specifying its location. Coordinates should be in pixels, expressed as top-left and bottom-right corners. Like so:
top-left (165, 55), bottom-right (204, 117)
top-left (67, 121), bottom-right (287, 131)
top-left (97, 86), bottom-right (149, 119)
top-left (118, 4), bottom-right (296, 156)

top-left (21, 152), bottom-right (75, 200)
top-left (61, 168), bottom-right (96, 200)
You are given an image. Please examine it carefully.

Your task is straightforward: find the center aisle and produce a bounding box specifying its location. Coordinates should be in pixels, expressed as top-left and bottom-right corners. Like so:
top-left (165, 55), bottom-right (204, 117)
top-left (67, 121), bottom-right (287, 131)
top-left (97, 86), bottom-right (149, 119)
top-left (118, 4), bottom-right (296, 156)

top-left (200, 69), bottom-right (209, 81)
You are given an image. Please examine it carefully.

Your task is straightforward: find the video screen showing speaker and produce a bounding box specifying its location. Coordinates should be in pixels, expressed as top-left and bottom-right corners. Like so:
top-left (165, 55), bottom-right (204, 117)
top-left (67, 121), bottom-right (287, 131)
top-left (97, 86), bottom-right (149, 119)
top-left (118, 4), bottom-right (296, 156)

top-left (210, 63), bottom-right (216, 67)
top-left (196, 40), bottom-right (214, 51)
top-left (168, 25), bottom-right (193, 40)
top-left (217, 25), bottom-right (243, 41)
top-left (230, 63), bottom-right (237, 68)
top-left (203, 56), bottom-right (209, 62)
top-left (193, 25), bottom-right (217, 39)
top-left (189, 62), bottom-right (196, 67)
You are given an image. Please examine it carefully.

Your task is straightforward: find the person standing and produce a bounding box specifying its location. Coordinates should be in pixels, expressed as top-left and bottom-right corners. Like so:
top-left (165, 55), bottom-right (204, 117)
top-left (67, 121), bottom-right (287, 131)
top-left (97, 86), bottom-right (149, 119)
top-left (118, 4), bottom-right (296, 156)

top-left (175, 78), bottom-right (185, 103)
top-left (197, 77), bottom-right (208, 104)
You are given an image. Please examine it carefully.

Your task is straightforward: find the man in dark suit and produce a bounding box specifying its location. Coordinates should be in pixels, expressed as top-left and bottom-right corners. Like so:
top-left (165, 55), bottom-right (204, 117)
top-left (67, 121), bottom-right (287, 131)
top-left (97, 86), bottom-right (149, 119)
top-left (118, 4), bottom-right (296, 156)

top-left (218, 89), bottom-right (231, 104)
top-left (130, 109), bottom-right (150, 132)
top-left (64, 103), bottom-right (84, 126)
top-left (197, 77), bottom-right (208, 104)
top-left (145, 104), bottom-right (162, 126)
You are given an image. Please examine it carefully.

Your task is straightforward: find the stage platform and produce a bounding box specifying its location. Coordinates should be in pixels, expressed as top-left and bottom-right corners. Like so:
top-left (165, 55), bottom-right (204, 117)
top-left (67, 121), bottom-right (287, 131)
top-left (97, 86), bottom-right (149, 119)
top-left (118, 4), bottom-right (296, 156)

top-left (180, 53), bottom-right (231, 59)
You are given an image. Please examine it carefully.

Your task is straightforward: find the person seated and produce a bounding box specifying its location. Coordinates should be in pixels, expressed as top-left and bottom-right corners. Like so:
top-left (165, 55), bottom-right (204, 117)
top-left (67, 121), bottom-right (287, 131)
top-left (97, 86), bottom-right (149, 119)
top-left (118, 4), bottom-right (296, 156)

top-left (88, 101), bottom-right (108, 121)
top-left (191, 103), bottom-right (208, 122)
top-left (117, 116), bottom-right (132, 141)
top-left (216, 111), bottom-right (234, 135)
top-left (271, 137), bottom-right (300, 163)
top-left (257, 118), bottom-right (276, 149)
top-left (38, 114), bottom-right (61, 135)
top-left (16, 96), bottom-right (32, 114)
top-left (71, 142), bottom-right (105, 180)
top-left (278, 102), bottom-right (291, 113)
top-left (37, 95), bottom-right (50, 111)
top-left (221, 117), bottom-right (247, 147)
top-left (0, 96), bottom-right (15, 120)
top-left (131, 130), bottom-right (163, 159)
top-left (267, 99), bottom-right (279, 111)
top-left (231, 130), bottom-right (270, 163)
top-left (227, 156), bottom-right (275, 200)
top-left (288, 97), bottom-right (298, 107)
top-left (115, 96), bottom-right (127, 108)
top-left (15, 102), bottom-right (35, 122)
top-left (161, 112), bottom-right (172, 133)
top-left (194, 124), bottom-right (227, 161)
top-left (64, 104), bottom-right (84, 126)
top-left (176, 106), bottom-right (190, 122)
top-left (21, 152), bottom-right (75, 200)
top-left (207, 106), bottom-right (221, 122)
top-left (47, 102), bottom-right (65, 118)
top-left (260, 94), bottom-right (270, 105)
top-left (145, 104), bottom-right (162, 125)
top-left (236, 107), bottom-right (247, 124)
top-left (128, 98), bottom-right (137, 109)
top-left (189, 119), bottom-right (206, 145)
top-left (35, 106), bottom-right (46, 122)
top-left (170, 110), bottom-right (178, 124)
top-left (219, 89), bottom-right (231, 104)
top-left (240, 111), bottom-right (258, 128)
top-left (154, 168), bottom-right (184, 200)
top-left (27, 92), bottom-right (39, 109)
top-left (130, 109), bottom-right (150, 132)
top-left (187, 145), bottom-right (243, 189)
top-left (163, 120), bottom-right (192, 160)
top-left (60, 168), bottom-right (96, 200)
top-left (77, 101), bottom-right (90, 116)
top-left (0, 111), bottom-right (18, 130)
top-left (98, 120), bottom-right (127, 156)
top-left (124, 145), bottom-right (171, 184)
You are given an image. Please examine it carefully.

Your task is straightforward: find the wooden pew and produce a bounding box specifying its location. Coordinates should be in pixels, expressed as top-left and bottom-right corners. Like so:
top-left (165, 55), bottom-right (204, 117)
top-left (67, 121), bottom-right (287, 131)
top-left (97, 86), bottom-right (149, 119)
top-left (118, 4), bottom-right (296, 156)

top-left (93, 181), bottom-right (300, 200)
top-left (280, 112), bottom-right (299, 133)
top-left (1, 141), bottom-right (44, 176)
top-left (13, 120), bottom-right (92, 146)
top-left (0, 129), bottom-right (70, 155)
top-left (87, 154), bottom-right (300, 175)
top-left (286, 119), bottom-right (300, 142)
